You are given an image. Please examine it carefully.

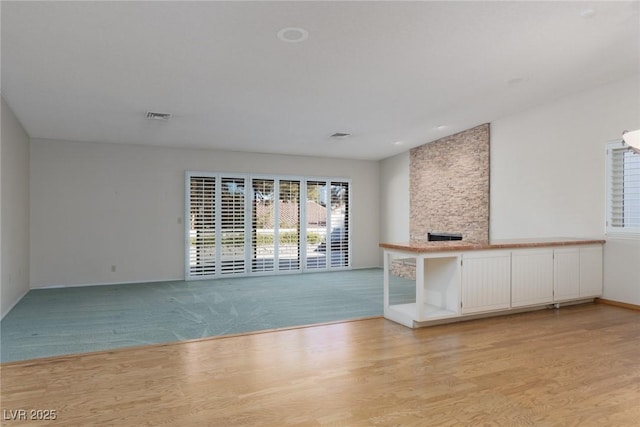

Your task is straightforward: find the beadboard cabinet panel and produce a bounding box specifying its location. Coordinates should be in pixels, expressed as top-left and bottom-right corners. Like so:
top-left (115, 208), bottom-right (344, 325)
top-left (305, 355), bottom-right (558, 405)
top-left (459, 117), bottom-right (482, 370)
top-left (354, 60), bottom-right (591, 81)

top-left (461, 251), bottom-right (511, 314)
top-left (580, 245), bottom-right (604, 297)
top-left (553, 248), bottom-right (581, 302)
top-left (511, 249), bottom-right (554, 308)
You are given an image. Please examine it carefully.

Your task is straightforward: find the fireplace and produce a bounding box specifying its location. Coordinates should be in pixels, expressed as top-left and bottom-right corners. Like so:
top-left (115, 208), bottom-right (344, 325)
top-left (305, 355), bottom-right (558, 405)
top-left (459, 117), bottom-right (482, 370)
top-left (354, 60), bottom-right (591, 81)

top-left (427, 232), bottom-right (463, 241)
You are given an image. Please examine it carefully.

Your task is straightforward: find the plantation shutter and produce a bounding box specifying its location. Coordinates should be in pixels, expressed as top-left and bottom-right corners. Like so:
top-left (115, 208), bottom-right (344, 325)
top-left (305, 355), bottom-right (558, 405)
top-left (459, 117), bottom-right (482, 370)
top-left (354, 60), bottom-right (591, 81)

top-left (278, 180), bottom-right (301, 271)
top-left (220, 177), bottom-right (246, 275)
top-left (188, 175), bottom-right (217, 277)
top-left (252, 179), bottom-right (275, 273)
top-left (305, 180), bottom-right (327, 269)
top-left (607, 143), bottom-right (640, 232)
top-left (187, 172), bottom-right (350, 279)
top-left (330, 181), bottom-right (350, 267)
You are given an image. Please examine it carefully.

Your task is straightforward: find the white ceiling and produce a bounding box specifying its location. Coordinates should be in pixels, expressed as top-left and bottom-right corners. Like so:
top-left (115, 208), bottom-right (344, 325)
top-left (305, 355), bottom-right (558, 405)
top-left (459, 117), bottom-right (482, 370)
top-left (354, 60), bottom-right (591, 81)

top-left (2, 1), bottom-right (639, 160)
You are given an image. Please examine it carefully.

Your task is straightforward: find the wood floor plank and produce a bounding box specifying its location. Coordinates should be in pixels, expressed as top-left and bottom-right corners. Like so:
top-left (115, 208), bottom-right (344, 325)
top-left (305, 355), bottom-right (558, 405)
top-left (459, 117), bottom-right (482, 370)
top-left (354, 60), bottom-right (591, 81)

top-left (1, 303), bottom-right (639, 426)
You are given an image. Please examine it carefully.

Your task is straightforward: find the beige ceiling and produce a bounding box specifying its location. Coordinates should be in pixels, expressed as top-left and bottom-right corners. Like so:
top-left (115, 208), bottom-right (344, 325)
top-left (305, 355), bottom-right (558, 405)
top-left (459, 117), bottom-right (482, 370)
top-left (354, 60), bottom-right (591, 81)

top-left (2, 1), bottom-right (639, 160)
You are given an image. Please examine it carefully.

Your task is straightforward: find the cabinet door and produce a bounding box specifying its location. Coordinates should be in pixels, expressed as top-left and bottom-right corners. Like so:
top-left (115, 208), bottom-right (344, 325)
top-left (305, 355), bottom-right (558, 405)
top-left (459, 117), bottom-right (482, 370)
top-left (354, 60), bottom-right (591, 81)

top-left (512, 249), bottom-right (554, 307)
top-left (461, 251), bottom-right (511, 314)
top-left (580, 245), bottom-right (603, 297)
top-left (554, 248), bottom-right (580, 302)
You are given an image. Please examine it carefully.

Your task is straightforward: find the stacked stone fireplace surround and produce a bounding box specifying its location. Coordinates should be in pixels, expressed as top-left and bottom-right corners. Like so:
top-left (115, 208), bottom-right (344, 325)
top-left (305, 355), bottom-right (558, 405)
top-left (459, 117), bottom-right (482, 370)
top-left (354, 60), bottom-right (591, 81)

top-left (390, 124), bottom-right (490, 280)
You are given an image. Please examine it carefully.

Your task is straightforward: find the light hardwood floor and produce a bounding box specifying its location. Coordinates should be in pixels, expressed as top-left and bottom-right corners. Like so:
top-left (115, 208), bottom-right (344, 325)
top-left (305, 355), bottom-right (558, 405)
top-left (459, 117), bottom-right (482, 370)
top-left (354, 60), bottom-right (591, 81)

top-left (1, 303), bottom-right (638, 426)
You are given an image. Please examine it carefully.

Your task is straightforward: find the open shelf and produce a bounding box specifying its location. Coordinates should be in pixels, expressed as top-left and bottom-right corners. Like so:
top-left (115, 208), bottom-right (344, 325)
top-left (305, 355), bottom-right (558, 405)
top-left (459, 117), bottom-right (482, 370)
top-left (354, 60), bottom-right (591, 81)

top-left (390, 303), bottom-right (458, 319)
top-left (384, 251), bottom-right (461, 328)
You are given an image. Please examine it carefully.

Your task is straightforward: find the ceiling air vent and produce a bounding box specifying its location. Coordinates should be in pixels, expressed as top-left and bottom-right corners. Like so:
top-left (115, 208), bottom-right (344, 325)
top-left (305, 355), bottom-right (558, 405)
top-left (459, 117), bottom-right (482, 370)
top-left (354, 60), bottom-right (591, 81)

top-left (145, 111), bottom-right (172, 121)
top-left (330, 132), bottom-right (351, 139)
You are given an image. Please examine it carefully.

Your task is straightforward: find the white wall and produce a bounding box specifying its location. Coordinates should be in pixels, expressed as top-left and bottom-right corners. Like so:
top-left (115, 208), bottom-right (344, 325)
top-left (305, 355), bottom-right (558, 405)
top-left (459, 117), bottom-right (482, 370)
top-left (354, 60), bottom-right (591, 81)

top-left (379, 74), bottom-right (640, 305)
top-left (491, 75), bottom-right (640, 306)
top-left (490, 76), bottom-right (639, 240)
top-left (379, 151), bottom-right (409, 244)
top-left (30, 140), bottom-right (380, 287)
top-left (1, 97), bottom-right (31, 318)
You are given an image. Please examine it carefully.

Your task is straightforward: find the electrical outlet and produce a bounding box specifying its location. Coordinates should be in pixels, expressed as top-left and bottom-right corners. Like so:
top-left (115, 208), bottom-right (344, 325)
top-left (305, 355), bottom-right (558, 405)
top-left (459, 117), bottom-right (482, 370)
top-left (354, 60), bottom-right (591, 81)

top-left (178, 217), bottom-right (182, 224)
top-left (111, 265), bottom-right (116, 272)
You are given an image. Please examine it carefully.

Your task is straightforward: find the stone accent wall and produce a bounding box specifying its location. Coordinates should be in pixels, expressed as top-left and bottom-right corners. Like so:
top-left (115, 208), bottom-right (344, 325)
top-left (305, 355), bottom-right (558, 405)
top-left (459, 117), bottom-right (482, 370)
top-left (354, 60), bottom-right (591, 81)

top-left (410, 124), bottom-right (490, 244)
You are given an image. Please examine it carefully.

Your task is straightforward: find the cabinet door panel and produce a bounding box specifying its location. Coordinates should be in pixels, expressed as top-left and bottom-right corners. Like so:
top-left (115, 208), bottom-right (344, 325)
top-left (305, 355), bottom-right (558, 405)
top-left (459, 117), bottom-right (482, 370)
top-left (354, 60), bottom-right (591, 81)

top-left (580, 246), bottom-right (603, 297)
top-left (554, 248), bottom-right (580, 302)
top-left (512, 249), bottom-right (554, 307)
top-left (461, 252), bottom-right (511, 314)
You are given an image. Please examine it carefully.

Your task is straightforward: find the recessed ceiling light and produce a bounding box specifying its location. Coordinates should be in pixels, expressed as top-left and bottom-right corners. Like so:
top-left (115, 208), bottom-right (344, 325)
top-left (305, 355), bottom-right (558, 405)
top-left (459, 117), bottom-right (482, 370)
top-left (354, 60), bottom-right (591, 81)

top-left (277, 27), bottom-right (309, 43)
top-left (146, 111), bottom-right (172, 121)
top-left (392, 141), bottom-right (405, 146)
top-left (434, 125), bottom-right (447, 131)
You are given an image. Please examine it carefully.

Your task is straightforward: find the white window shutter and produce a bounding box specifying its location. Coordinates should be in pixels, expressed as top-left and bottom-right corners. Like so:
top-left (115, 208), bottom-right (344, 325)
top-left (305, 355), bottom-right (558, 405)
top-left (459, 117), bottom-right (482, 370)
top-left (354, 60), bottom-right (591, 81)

top-left (188, 175), bottom-right (217, 277)
top-left (607, 141), bottom-right (640, 234)
top-left (187, 172), bottom-right (351, 279)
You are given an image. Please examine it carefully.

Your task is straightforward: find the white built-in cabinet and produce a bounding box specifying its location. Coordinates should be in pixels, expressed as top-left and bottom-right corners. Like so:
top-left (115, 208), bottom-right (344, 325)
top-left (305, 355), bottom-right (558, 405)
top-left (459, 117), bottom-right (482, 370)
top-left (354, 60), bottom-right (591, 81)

top-left (553, 245), bottom-right (603, 302)
top-left (511, 249), bottom-right (554, 307)
top-left (553, 248), bottom-right (581, 302)
top-left (460, 251), bottom-right (511, 314)
top-left (382, 242), bottom-right (604, 328)
top-left (578, 245), bottom-right (604, 297)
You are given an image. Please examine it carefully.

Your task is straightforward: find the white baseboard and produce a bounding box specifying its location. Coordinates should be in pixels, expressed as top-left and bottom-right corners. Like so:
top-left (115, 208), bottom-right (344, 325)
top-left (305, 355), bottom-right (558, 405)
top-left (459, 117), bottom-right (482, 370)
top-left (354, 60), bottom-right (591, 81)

top-left (32, 268), bottom-right (369, 290)
top-left (33, 278), bottom-right (182, 290)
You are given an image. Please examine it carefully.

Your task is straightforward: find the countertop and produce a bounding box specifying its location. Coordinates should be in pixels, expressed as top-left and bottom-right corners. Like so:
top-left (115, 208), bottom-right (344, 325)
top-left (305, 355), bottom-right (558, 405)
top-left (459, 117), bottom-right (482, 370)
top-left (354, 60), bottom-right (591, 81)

top-left (379, 237), bottom-right (606, 253)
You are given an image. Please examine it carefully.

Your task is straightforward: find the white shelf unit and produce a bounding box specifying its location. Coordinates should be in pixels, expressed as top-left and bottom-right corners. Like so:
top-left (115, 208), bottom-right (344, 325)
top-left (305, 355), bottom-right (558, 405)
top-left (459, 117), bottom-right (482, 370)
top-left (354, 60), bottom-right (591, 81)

top-left (384, 250), bottom-right (460, 328)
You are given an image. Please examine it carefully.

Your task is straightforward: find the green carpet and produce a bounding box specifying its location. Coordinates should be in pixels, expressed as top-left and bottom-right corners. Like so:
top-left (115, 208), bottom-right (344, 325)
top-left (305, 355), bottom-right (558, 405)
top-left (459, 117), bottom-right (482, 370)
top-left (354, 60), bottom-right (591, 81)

top-left (0, 268), bottom-right (414, 363)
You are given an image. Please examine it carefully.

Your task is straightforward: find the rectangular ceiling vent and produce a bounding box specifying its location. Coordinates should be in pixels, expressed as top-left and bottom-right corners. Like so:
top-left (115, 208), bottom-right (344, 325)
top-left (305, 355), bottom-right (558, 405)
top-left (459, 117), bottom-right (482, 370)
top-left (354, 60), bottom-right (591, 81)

top-left (330, 132), bottom-right (351, 139)
top-left (146, 111), bottom-right (172, 121)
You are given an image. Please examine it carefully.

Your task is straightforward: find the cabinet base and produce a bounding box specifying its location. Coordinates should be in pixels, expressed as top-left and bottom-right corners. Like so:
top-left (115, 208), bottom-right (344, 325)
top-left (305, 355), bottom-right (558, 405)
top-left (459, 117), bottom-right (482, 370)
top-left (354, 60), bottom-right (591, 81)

top-left (384, 299), bottom-right (597, 329)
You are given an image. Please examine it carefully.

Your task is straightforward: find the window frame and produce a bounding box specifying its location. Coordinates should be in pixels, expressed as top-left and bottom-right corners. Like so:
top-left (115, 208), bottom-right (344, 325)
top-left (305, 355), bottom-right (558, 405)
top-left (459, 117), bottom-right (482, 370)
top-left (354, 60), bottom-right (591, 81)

top-left (185, 171), bottom-right (352, 280)
top-left (605, 140), bottom-right (640, 236)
